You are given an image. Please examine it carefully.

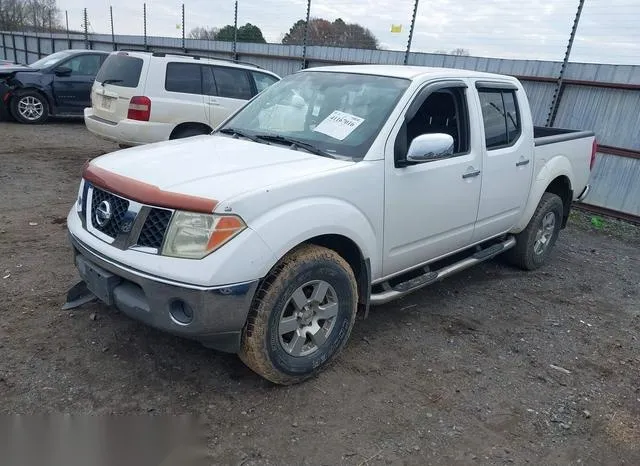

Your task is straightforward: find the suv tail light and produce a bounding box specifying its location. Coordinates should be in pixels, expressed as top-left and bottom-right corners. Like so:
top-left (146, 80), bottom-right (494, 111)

top-left (128, 96), bottom-right (151, 121)
top-left (590, 139), bottom-right (598, 171)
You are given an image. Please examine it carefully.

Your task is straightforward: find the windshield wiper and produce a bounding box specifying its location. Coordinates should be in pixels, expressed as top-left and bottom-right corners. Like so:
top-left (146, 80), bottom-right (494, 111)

top-left (255, 134), bottom-right (335, 159)
top-left (218, 128), bottom-right (264, 144)
top-left (101, 79), bottom-right (123, 86)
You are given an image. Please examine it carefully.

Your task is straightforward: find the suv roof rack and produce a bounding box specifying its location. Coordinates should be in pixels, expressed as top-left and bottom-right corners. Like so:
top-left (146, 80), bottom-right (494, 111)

top-left (142, 50), bottom-right (263, 69)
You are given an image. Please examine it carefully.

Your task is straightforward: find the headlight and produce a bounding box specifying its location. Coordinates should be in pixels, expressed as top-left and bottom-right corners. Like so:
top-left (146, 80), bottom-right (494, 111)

top-left (161, 212), bottom-right (246, 259)
top-left (76, 179), bottom-right (85, 213)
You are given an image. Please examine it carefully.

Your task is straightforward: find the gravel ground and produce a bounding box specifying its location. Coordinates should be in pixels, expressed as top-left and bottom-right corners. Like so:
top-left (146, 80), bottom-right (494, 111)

top-left (1, 121), bottom-right (639, 465)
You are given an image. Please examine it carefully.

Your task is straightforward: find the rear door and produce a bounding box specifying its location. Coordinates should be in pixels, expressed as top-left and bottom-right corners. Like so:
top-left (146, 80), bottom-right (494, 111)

top-left (92, 53), bottom-right (147, 123)
top-left (51, 53), bottom-right (105, 113)
top-left (160, 62), bottom-right (208, 125)
top-left (472, 83), bottom-right (534, 242)
top-left (203, 65), bottom-right (254, 127)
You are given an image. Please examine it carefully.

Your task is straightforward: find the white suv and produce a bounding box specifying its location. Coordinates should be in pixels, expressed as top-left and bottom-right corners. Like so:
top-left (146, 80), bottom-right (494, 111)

top-left (84, 50), bottom-right (280, 146)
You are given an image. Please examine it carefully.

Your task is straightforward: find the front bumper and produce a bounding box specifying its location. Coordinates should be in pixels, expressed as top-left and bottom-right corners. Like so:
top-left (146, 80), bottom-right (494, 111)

top-left (69, 232), bottom-right (259, 353)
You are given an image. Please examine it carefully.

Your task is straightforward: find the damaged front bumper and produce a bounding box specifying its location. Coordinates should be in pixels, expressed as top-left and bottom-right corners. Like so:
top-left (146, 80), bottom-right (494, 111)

top-left (67, 233), bottom-right (259, 353)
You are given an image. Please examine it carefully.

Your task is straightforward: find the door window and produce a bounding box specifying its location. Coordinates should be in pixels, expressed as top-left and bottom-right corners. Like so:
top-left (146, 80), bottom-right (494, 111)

top-left (165, 62), bottom-right (203, 94)
top-left (251, 71), bottom-right (279, 93)
top-left (396, 86), bottom-right (470, 163)
top-left (478, 89), bottom-right (521, 149)
top-left (212, 66), bottom-right (253, 100)
top-left (61, 54), bottom-right (103, 76)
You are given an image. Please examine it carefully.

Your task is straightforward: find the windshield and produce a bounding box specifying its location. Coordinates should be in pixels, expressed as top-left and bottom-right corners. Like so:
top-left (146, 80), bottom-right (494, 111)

top-left (219, 71), bottom-right (410, 160)
top-left (29, 51), bottom-right (75, 69)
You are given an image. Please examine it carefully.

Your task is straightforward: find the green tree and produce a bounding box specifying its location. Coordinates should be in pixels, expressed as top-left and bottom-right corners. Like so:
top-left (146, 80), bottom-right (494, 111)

top-left (215, 23), bottom-right (266, 43)
top-left (191, 23), bottom-right (266, 43)
top-left (282, 17), bottom-right (378, 49)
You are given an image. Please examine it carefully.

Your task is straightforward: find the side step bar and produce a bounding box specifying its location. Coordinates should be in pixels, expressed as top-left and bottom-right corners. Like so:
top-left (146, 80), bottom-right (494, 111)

top-left (370, 236), bottom-right (516, 305)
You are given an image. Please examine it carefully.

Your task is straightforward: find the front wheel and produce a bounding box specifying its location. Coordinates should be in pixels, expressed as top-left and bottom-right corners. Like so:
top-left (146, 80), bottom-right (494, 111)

top-left (239, 245), bottom-right (358, 385)
top-left (11, 91), bottom-right (50, 124)
top-left (506, 192), bottom-right (564, 270)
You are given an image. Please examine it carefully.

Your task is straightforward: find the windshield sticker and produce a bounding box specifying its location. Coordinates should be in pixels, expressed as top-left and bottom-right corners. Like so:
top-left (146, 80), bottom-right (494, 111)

top-left (313, 110), bottom-right (365, 140)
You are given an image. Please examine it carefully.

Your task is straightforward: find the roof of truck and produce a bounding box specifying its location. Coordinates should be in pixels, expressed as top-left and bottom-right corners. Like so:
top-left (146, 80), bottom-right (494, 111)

top-left (303, 64), bottom-right (518, 82)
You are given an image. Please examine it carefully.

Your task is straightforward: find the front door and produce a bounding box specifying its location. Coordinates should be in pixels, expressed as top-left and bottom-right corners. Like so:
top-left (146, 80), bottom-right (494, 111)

top-left (52, 53), bottom-right (104, 113)
top-left (383, 81), bottom-right (483, 277)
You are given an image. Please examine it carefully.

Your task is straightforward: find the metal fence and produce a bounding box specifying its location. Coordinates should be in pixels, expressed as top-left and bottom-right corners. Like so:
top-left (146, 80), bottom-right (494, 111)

top-left (1, 30), bottom-right (639, 222)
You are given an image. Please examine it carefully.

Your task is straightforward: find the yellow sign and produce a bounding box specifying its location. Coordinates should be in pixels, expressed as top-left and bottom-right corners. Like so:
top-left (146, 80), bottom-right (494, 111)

top-left (391, 24), bottom-right (402, 33)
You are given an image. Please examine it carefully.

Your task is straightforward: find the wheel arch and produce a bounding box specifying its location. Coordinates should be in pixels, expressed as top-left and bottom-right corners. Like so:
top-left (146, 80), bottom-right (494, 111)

top-left (544, 175), bottom-right (572, 228)
top-left (512, 155), bottom-right (574, 233)
top-left (169, 121), bottom-right (213, 139)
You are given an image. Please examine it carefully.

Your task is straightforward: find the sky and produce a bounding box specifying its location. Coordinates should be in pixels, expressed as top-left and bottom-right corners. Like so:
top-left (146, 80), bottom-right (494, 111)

top-left (56, 0), bottom-right (640, 65)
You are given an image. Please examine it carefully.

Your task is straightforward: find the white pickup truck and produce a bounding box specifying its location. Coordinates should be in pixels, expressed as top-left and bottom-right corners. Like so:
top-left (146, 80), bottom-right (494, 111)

top-left (66, 65), bottom-right (596, 384)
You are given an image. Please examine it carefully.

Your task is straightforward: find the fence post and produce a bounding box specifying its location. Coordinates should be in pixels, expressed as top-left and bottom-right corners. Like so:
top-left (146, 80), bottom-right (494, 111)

top-left (83, 8), bottom-right (89, 49)
top-left (233, 1), bottom-right (238, 61)
top-left (1, 34), bottom-right (6, 61)
top-left (182, 3), bottom-right (186, 52)
top-left (143, 3), bottom-right (148, 51)
top-left (545, 0), bottom-right (585, 127)
top-left (301, 0), bottom-right (311, 69)
top-left (404, 0), bottom-right (419, 65)
top-left (36, 36), bottom-right (41, 59)
top-left (11, 34), bottom-right (17, 63)
top-left (65, 10), bottom-right (71, 49)
top-left (110, 6), bottom-right (116, 50)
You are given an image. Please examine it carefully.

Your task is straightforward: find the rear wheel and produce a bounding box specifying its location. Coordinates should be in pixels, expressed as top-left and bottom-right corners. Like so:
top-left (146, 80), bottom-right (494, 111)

top-left (506, 192), bottom-right (563, 270)
top-left (239, 245), bottom-right (358, 385)
top-left (11, 91), bottom-right (49, 124)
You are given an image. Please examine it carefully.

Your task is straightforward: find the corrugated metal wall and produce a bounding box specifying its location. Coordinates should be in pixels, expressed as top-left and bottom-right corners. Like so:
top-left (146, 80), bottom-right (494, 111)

top-left (1, 31), bottom-right (638, 219)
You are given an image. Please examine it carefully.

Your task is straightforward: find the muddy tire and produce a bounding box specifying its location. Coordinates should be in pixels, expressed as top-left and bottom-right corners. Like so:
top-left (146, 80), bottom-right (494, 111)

top-left (11, 90), bottom-right (50, 124)
top-left (239, 244), bottom-right (358, 385)
top-left (506, 193), bottom-right (564, 271)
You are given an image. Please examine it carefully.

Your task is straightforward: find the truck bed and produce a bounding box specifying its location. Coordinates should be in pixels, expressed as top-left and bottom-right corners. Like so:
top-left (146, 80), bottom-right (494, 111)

top-left (533, 126), bottom-right (595, 147)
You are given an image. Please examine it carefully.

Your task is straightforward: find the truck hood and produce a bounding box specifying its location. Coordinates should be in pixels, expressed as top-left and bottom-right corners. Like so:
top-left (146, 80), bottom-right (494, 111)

top-left (91, 134), bottom-right (353, 206)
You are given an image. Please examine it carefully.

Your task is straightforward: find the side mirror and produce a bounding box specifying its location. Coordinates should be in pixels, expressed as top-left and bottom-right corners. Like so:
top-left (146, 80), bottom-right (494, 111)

top-left (54, 66), bottom-right (72, 77)
top-left (406, 133), bottom-right (454, 163)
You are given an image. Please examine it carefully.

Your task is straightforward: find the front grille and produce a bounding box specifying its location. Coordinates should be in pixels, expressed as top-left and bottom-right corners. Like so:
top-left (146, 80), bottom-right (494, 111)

top-left (90, 187), bottom-right (130, 238)
top-left (137, 208), bottom-right (172, 249)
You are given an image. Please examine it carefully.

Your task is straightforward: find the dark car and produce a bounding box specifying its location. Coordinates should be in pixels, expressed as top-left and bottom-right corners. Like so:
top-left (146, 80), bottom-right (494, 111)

top-left (0, 49), bottom-right (109, 124)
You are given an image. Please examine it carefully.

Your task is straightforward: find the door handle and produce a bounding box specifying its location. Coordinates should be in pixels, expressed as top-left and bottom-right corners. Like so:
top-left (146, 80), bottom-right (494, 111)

top-left (516, 159), bottom-right (530, 167)
top-left (462, 170), bottom-right (481, 179)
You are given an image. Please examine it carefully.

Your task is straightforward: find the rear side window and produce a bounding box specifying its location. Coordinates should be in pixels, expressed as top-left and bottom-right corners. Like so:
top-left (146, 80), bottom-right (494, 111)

top-left (478, 89), bottom-right (521, 149)
top-left (165, 62), bottom-right (202, 94)
top-left (212, 66), bottom-right (253, 100)
top-left (251, 71), bottom-right (279, 93)
top-left (95, 54), bottom-right (143, 88)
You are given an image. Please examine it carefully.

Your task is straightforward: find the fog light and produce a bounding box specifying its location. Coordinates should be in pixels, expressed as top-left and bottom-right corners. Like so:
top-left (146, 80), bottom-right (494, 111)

top-left (169, 299), bottom-right (194, 325)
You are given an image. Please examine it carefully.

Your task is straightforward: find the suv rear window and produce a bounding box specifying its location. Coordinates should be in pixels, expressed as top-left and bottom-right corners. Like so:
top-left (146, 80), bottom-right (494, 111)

top-left (95, 54), bottom-right (143, 88)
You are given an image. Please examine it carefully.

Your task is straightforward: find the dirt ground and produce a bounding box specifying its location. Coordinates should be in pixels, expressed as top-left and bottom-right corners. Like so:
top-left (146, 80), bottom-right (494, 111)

top-left (1, 121), bottom-right (639, 465)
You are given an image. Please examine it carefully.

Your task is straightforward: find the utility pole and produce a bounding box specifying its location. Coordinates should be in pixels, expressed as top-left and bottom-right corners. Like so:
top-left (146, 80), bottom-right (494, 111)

top-left (233, 1), bottom-right (238, 60)
top-left (301, 0), bottom-right (311, 69)
top-left (545, 0), bottom-right (585, 127)
top-left (404, 0), bottom-right (419, 65)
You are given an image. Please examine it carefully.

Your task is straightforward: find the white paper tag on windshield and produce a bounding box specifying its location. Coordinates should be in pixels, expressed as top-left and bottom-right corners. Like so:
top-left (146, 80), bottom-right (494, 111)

top-left (313, 110), bottom-right (365, 140)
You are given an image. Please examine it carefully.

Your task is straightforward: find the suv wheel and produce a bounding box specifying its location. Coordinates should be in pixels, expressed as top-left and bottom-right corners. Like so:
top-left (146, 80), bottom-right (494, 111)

top-left (11, 91), bottom-right (49, 124)
top-left (239, 245), bottom-right (358, 385)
